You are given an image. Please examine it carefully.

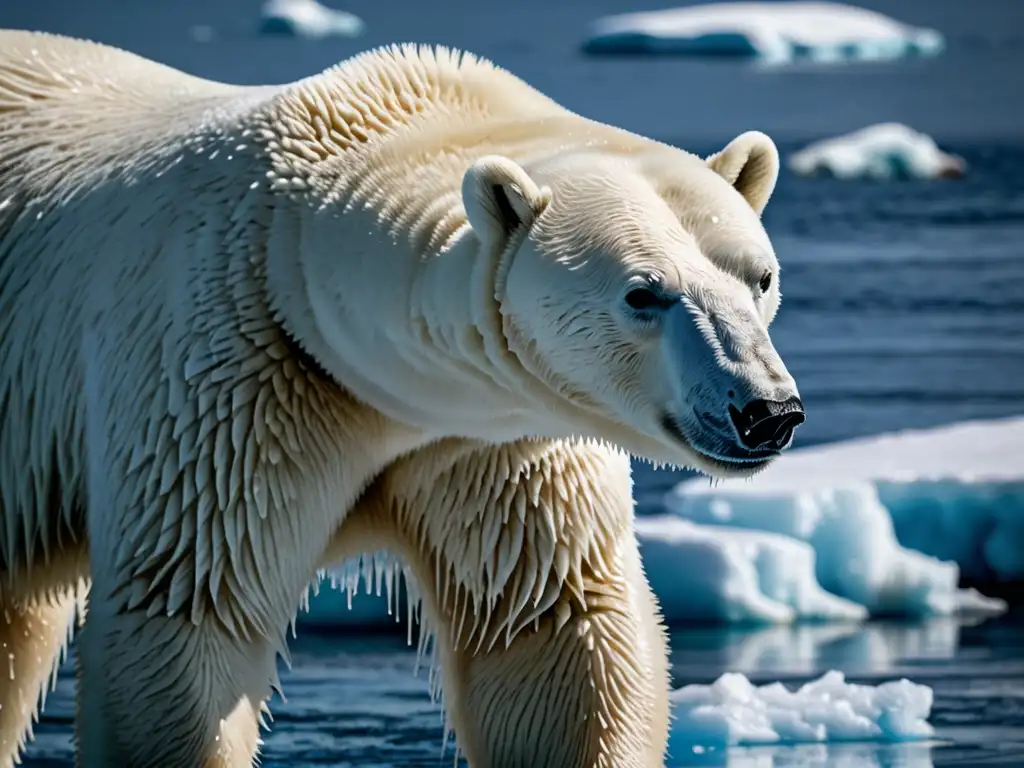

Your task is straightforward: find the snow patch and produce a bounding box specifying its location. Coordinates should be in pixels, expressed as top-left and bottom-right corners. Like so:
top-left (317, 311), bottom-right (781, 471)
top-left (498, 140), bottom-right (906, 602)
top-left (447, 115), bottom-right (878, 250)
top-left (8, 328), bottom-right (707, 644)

top-left (582, 2), bottom-right (944, 66)
top-left (789, 123), bottom-right (967, 180)
top-left (260, 0), bottom-right (364, 39)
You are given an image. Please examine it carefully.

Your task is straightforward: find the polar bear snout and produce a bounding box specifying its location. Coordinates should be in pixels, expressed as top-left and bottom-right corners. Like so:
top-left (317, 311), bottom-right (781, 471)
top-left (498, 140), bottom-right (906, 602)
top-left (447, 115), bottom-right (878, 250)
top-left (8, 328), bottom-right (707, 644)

top-left (728, 396), bottom-right (805, 452)
top-left (660, 291), bottom-right (803, 468)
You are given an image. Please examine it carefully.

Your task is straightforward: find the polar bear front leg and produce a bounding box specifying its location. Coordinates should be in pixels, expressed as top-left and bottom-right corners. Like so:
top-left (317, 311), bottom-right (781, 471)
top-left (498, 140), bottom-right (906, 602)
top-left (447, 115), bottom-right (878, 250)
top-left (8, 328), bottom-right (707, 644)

top-left (330, 438), bottom-right (671, 768)
top-left (73, 601), bottom-right (276, 768)
top-left (75, 390), bottom-right (346, 766)
top-left (75, 457), bottom-right (313, 768)
top-left (0, 585), bottom-right (85, 768)
top-left (72, 389), bottom-right (283, 768)
top-left (443, 536), bottom-right (670, 768)
top-left (71, 298), bottom-right (413, 766)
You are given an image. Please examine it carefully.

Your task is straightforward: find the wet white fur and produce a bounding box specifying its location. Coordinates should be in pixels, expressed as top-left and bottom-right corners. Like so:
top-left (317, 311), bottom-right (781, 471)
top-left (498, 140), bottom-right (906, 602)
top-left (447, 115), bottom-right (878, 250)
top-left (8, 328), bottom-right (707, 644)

top-left (0, 28), bottom-right (788, 767)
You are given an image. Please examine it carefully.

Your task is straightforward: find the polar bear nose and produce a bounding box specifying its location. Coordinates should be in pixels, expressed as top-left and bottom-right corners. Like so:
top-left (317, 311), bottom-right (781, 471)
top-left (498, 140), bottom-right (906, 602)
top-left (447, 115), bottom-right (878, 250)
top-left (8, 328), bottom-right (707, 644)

top-left (728, 397), bottom-right (805, 451)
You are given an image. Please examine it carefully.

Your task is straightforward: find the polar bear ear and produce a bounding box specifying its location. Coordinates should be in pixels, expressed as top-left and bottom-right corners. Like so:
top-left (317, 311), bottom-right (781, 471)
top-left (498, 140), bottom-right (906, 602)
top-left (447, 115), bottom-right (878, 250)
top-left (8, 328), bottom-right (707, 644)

top-left (462, 156), bottom-right (549, 246)
top-left (706, 131), bottom-right (780, 216)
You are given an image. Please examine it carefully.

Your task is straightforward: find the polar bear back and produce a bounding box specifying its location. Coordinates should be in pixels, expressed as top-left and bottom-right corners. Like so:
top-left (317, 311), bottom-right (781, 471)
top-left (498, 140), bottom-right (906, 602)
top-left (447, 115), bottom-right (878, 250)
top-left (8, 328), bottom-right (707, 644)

top-left (0, 31), bottom-right (282, 202)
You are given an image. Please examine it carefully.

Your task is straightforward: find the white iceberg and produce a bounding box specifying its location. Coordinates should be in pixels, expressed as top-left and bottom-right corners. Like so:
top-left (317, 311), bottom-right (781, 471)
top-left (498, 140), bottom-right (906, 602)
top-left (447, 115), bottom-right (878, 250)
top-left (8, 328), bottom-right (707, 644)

top-left (664, 417), bottom-right (1021, 618)
top-left (582, 2), bottom-right (944, 65)
top-left (637, 516), bottom-right (866, 623)
top-left (789, 123), bottom-right (967, 180)
top-left (668, 670), bottom-right (935, 759)
top-left (260, 0), bottom-right (364, 39)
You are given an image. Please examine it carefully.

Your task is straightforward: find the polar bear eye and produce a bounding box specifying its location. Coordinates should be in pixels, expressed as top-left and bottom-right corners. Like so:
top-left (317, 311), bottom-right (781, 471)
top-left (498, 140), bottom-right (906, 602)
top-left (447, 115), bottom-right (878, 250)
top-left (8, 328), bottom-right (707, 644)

top-left (758, 271), bottom-right (772, 294)
top-left (625, 287), bottom-right (674, 312)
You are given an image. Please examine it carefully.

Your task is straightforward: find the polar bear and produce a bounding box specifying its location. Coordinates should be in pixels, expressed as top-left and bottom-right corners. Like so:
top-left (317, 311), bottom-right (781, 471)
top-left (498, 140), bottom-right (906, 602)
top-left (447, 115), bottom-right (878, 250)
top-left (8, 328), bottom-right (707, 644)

top-left (0, 29), bottom-right (802, 768)
top-left (325, 437), bottom-right (671, 767)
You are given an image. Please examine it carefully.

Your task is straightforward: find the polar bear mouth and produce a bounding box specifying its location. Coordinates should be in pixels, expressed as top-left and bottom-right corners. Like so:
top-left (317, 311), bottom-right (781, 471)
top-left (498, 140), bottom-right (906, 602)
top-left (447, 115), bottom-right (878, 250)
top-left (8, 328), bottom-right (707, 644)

top-left (660, 410), bottom-right (777, 471)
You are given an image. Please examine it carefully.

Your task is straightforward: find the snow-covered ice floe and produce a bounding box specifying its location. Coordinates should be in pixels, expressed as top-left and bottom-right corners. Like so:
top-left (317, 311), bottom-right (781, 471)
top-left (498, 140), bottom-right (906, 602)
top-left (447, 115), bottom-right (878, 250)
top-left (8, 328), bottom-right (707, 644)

top-left (789, 123), bottom-right (967, 180)
top-left (662, 417), bottom-right (1022, 621)
top-left (668, 670), bottom-right (935, 759)
top-left (638, 516), bottom-right (867, 623)
top-left (582, 2), bottom-right (944, 65)
top-left (260, 0), bottom-right (364, 39)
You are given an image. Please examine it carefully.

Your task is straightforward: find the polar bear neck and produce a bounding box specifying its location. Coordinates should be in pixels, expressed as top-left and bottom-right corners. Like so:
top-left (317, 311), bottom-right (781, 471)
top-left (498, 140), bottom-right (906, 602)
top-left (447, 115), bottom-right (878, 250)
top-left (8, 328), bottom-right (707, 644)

top-left (255, 45), bottom-right (636, 438)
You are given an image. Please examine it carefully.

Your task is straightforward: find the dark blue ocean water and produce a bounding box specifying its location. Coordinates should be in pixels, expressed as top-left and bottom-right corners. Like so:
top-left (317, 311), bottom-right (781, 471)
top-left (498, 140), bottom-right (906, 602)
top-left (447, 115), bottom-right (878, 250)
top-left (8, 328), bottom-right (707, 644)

top-left (3, 0), bottom-right (1023, 765)
top-left (22, 614), bottom-right (1024, 766)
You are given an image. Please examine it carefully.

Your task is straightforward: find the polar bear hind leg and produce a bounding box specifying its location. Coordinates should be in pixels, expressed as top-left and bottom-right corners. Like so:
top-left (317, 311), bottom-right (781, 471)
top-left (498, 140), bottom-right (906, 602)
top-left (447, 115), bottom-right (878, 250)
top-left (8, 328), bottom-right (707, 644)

top-left (324, 438), bottom-right (671, 767)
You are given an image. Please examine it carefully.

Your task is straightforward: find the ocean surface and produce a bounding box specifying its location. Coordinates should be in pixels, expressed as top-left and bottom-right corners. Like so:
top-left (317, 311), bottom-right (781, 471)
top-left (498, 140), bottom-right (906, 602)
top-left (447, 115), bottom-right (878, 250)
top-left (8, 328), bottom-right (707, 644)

top-left (20, 612), bottom-right (1024, 767)
top-left (3, 0), bottom-right (1023, 765)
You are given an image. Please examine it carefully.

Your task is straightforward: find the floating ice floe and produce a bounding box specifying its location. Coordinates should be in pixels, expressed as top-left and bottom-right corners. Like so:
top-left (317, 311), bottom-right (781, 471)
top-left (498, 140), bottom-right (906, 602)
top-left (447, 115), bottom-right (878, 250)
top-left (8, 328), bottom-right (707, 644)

top-left (582, 2), bottom-right (944, 66)
top-left (668, 670), bottom-right (935, 759)
top-left (789, 123), bottom-right (967, 180)
top-left (260, 0), bottom-right (365, 39)
top-left (663, 417), bottom-right (1022, 619)
top-left (637, 516), bottom-right (867, 624)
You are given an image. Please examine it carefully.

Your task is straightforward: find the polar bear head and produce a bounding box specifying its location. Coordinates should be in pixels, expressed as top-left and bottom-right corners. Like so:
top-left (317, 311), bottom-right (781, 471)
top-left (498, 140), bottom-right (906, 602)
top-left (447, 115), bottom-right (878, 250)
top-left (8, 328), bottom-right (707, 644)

top-left (461, 131), bottom-right (802, 477)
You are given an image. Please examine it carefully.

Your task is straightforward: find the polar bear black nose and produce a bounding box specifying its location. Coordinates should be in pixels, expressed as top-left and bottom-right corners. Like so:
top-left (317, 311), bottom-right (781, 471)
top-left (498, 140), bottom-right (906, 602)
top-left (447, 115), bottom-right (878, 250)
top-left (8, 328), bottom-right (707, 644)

top-left (728, 397), bottom-right (805, 451)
